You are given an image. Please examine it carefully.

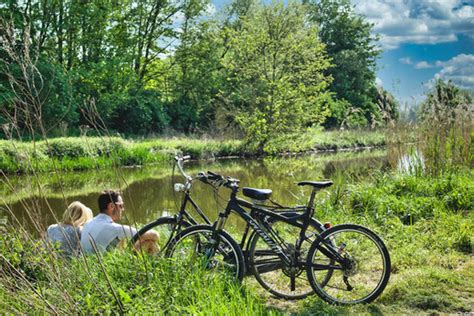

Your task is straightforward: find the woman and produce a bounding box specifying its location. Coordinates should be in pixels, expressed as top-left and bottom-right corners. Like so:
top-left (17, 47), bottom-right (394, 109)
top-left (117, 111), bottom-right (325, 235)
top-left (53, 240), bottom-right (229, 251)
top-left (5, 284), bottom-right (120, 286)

top-left (46, 201), bottom-right (93, 256)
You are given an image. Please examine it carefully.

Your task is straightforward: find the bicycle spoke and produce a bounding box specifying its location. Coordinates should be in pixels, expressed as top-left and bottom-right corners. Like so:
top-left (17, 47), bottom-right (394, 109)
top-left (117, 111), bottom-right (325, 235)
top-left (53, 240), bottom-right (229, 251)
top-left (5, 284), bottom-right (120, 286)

top-left (307, 225), bottom-right (390, 305)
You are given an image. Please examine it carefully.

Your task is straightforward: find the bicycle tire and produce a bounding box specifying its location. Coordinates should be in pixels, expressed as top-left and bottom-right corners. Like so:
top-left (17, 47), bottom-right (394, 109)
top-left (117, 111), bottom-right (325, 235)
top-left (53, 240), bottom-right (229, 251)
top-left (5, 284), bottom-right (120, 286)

top-left (306, 224), bottom-right (391, 305)
top-left (168, 225), bottom-right (246, 281)
top-left (248, 217), bottom-right (326, 300)
top-left (131, 216), bottom-right (191, 256)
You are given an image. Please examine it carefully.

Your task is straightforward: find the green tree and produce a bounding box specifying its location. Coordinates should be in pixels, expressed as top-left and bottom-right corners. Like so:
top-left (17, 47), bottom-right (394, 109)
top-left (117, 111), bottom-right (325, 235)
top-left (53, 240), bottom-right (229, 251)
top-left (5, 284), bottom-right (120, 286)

top-left (306, 0), bottom-right (381, 128)
top-left (221, 1), bottom-right (333, 152)
top-left (163, 1), bottom-right (222, 132)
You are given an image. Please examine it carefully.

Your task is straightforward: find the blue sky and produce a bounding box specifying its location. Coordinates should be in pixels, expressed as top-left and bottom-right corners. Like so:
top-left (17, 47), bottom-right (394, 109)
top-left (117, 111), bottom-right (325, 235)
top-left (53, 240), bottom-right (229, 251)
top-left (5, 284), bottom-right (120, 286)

top-left (353, 0), bottom-right (474, 105)
top-left (210, 0), bottom-right (474, 105)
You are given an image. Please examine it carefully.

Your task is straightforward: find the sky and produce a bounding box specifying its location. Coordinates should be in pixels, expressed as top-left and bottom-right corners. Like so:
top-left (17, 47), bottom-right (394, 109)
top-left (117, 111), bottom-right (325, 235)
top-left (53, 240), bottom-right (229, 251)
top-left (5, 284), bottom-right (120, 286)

top-left (353, 0), bottom-right (474, 105)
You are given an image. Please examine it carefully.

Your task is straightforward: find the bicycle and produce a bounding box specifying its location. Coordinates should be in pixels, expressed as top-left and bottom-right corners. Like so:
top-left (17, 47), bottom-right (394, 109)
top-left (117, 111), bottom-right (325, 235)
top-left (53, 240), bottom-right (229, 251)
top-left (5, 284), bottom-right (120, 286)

top-left (134, 155), bottom-right (329, 299)
top-left (131, 156), bottom-right (212, 255)
top-left (167, 171), bottom-right (391, 305)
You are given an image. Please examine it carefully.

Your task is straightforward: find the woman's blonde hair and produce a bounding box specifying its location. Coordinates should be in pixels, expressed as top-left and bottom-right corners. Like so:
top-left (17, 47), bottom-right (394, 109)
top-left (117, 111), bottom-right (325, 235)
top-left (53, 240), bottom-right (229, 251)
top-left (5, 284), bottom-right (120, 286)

top-left (62, 201), bottom-right (93, 227)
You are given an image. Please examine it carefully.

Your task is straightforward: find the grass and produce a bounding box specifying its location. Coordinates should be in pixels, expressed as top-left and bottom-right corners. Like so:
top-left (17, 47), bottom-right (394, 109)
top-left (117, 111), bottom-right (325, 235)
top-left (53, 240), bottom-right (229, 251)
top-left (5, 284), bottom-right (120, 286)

top-left (0, 236), bottom-right (277, 314)
top-left (0, 129), bottom-right (389, 174)
top-left (1, 167), bottom-right (472, 314)
top-left (264, 128), bottom-right (387, 155)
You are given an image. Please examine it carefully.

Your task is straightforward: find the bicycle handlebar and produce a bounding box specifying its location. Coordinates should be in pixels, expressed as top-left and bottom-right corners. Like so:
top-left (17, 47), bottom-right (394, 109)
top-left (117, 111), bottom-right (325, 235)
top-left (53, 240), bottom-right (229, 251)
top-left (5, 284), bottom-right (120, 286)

top-left (174, 154), bottom-right (240, 188)
top-left (175, 155), bottom-right (192, 181)
top-left (197, 170), bottom-right (240, 189)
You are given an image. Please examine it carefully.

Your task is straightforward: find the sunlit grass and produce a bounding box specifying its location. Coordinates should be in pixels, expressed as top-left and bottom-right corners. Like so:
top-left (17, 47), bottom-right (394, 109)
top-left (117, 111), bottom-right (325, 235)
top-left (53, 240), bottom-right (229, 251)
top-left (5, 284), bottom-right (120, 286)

top-left (1, 168), bottom-right (472, 314)
top-left (0, 130), bottom-right (390, 174)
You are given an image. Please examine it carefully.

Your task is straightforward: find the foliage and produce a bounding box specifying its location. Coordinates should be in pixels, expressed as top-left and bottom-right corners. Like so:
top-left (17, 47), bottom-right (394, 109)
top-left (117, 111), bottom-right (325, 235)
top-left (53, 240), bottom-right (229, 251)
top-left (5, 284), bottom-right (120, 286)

top-left (306, 0), bottom-right (383, 128)
top-left (343, 169), bottom-right (473, 221)
top-left (1, 0), bottom-right (395, 139)
top-left (374, 86), bottom-right (399, 125)
top-left (163, 10), bottom-right (224, 132)
top-left (0, 137), bottom-right (245, 173)
top-left (0, 130), bottom-right (389, 173)
top-left (418, 80), bottom-right (473, 175)
top-left (221, 2), bottom-right (333, 152)
top-left (262, 127), bottom-right (385, 155)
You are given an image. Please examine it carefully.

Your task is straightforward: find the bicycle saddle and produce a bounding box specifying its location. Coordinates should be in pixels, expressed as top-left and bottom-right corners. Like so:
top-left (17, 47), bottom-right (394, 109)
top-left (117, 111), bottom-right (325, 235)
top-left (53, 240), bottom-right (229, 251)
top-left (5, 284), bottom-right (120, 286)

top-left (297, 181), bottom-right (333, 188)
top-left (242, 187), bottom-right (272, 201)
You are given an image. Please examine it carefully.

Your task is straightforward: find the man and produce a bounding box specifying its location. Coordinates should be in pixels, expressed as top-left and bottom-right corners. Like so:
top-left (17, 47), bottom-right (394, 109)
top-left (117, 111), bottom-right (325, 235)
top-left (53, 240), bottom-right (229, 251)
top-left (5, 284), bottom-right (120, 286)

top-left (81, 189), bottom-right (158, 254)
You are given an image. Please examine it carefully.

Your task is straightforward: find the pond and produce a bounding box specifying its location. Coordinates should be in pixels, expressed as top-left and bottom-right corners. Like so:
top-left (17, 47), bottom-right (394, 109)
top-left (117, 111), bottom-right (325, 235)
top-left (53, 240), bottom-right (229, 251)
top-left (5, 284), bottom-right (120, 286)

top-left (0, 150), bottom-right (389, 235)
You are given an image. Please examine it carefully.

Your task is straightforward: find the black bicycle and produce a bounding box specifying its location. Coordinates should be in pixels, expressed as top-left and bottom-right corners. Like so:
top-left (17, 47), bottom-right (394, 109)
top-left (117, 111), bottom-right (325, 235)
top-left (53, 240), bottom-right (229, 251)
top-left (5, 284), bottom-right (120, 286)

top-left (134, 156), bottom-right (329, 299)
top-left (167, 170), bottom-right (391, 305)
top-left (131, 156), bottom-right (212, 255)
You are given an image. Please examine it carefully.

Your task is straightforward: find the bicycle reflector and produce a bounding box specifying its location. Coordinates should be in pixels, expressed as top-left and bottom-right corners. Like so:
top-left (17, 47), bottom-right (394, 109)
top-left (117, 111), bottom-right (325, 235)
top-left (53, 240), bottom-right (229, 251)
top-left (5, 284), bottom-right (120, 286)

top-left (324, 222), bottom-right (332, 229)
top-left (174, 183), bottom-right (185, 192)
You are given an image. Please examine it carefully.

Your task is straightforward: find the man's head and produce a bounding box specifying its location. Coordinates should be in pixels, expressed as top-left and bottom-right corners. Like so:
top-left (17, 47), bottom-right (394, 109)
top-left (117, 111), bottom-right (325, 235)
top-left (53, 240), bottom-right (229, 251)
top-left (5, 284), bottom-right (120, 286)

top-left (98, 189), bottom-right (124, 222)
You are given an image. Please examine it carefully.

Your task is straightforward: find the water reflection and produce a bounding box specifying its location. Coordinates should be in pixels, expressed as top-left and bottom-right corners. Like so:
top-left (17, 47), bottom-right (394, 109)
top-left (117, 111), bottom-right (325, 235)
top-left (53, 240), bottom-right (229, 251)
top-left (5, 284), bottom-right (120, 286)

top-left (1, 151), bottom-right (387, 234)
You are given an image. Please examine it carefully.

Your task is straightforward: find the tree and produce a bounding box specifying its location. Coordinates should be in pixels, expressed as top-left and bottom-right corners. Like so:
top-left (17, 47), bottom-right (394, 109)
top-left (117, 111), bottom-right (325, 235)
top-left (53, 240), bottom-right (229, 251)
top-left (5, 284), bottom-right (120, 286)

top-left (306, 0), bottom-right (381, 128)
top-left (221, 2), bottom-right (333, 152)
top-left (163, 1), bottom-right (222, 132)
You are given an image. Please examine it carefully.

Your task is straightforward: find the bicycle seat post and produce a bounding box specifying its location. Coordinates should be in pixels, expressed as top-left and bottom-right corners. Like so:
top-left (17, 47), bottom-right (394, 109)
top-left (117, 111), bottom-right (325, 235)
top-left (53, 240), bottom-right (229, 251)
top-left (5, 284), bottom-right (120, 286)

top-left (307, 187), bottom-right (319, 218)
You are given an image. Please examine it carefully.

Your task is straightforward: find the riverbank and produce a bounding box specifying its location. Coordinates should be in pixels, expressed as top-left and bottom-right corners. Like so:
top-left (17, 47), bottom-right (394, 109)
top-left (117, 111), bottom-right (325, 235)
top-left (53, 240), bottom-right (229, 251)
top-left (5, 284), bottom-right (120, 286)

top-left (0, 129), bottom-right (386, 174)
top-left (1, 168), bottom-right (472, 314)
top-left (0, 150), bottom-right (387, 206)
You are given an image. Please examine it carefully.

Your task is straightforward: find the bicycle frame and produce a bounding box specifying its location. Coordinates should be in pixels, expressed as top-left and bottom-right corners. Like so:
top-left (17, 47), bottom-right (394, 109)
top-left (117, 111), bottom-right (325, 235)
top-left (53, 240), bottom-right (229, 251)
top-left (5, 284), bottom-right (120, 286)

top-left (213, 186), bottom-right (347, 271)
top-left (176, 190), bottom-right (212, 226)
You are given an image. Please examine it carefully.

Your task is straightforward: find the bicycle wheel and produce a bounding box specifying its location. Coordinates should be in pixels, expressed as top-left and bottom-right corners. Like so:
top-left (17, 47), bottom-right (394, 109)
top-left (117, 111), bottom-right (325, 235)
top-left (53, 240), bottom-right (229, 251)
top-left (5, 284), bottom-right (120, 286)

top-left (248, 217), bottom-right (326, 300)
top-left (169, 225), bottom-right (245, 281)
top-left (306, 224), bottom-right (391, 305)
top-left (131, 216), bottom-right (191, 256)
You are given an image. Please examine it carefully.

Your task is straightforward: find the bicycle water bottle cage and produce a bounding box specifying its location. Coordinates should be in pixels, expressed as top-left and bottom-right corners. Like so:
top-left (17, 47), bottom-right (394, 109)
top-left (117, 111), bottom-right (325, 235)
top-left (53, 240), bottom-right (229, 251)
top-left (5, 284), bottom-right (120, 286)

top-left (242, 187), bottom-right (272, 201)
top-left (297, 181), bottom-right (333, 188)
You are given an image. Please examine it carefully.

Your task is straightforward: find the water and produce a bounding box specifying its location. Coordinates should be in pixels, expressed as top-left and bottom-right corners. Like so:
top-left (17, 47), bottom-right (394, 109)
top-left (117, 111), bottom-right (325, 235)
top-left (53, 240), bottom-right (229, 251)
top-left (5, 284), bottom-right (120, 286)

top-left (0, 150), bottom-right (388, 234)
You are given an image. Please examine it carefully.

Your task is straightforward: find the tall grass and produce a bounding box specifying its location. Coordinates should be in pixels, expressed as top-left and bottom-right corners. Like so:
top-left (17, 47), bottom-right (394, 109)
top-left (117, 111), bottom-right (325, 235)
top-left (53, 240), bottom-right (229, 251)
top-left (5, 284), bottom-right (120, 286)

top-left (0, 137), bottom-right (244, 174)
top-left (0, 229), bottom-right (274, 314)
top-left (418, 81), bottom-right (473, 176)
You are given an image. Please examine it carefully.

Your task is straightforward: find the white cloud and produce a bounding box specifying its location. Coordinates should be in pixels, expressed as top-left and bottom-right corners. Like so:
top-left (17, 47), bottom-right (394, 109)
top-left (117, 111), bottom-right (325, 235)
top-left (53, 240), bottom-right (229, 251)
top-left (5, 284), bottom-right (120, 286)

top-left (376, 77), bottom-right (383, 86)
top-left (432, 54), bottom-right (474, 90)
top-left (414, 61), bottom-right (434, 69)
top-left (354, 0), bottom-right (474, 49)
top-left (399, 57), bottom-right (413, 65)
top-left (399, 57), bottom-right (435, 69)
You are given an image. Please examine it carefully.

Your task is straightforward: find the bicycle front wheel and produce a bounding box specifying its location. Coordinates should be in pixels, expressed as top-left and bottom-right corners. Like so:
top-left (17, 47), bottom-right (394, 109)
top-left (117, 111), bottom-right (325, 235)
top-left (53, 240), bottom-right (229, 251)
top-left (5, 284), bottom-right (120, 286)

top-left (132, 216), bottom-right (191, 256)
top-left (169, 225), bottom-right (245, 281)
top-left (306, 224), bottom-right (391, 305)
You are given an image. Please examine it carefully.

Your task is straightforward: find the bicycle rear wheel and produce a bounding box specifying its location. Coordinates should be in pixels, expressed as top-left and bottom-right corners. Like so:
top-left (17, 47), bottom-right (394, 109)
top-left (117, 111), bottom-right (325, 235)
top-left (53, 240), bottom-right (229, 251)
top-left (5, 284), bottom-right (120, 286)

top-left (132, 216), bottom-right (190, 256)
top-left (248, 218), bottom-right (325, 300)
top-left (168, 225), bottom-right (245, 281)
top-left (306, 224), bottom-right (391, 305)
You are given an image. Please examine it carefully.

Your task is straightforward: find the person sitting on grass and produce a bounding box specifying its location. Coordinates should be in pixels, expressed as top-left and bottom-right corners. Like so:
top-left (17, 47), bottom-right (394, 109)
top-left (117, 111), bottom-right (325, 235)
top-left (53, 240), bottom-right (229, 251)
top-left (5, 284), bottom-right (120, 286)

top-left (80, 189), bottom-right (159, 254)
top-left (46, 201), bottom-right (93, 256)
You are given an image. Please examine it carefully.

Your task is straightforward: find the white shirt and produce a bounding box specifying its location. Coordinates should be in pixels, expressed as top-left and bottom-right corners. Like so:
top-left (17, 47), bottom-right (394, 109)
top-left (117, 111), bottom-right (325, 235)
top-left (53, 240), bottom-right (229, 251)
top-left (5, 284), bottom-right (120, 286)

top-left (80, 213), bottom-right (137, 254)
